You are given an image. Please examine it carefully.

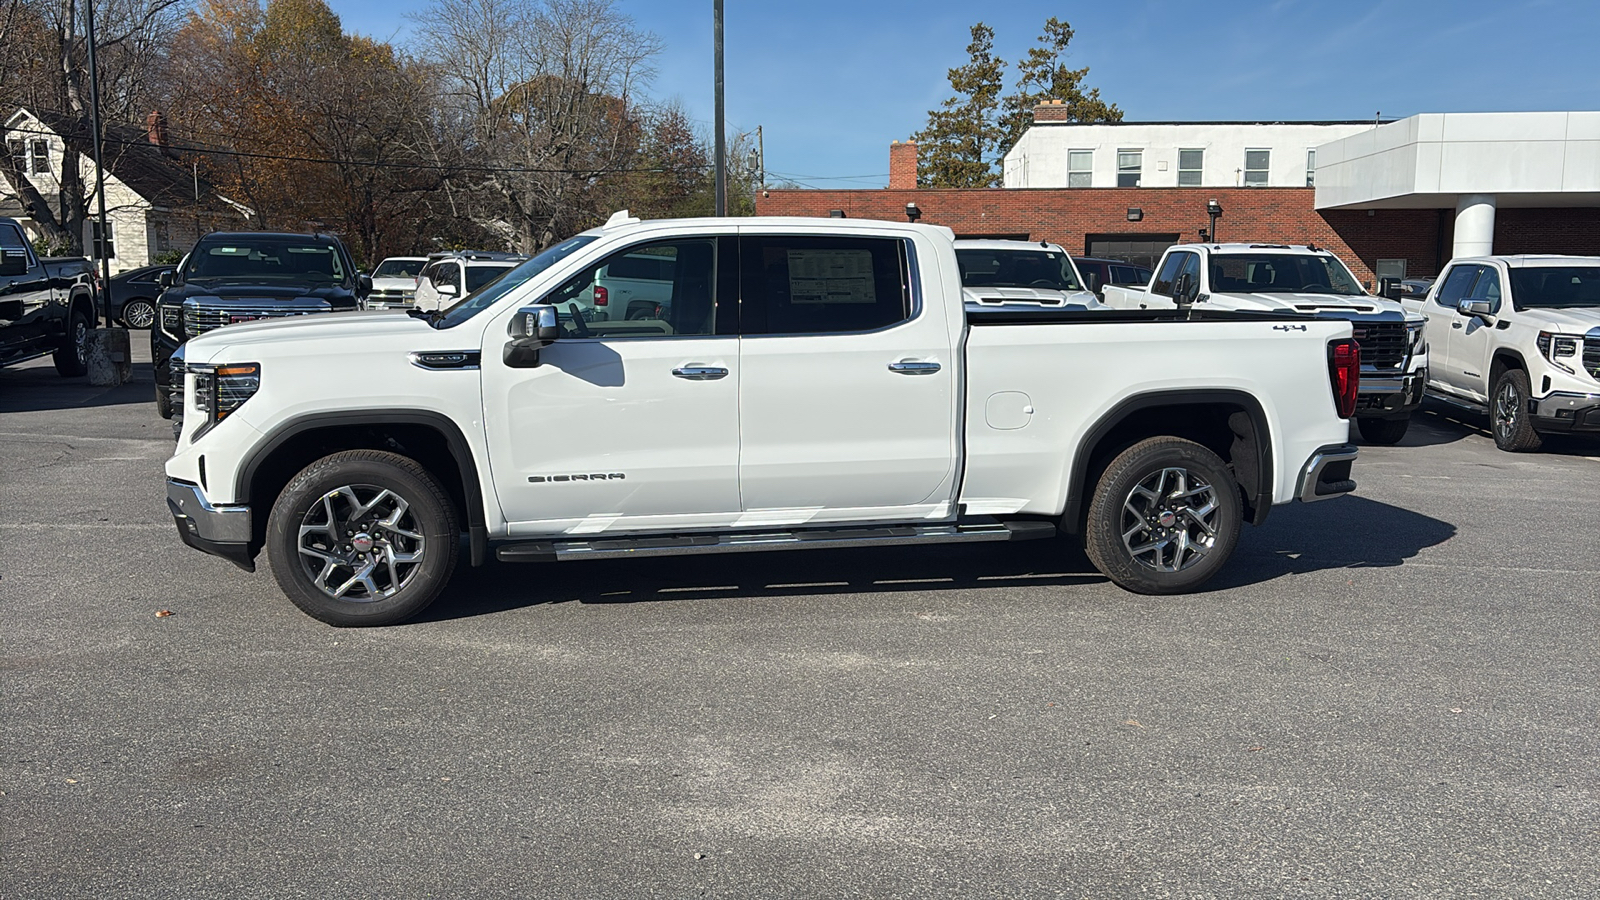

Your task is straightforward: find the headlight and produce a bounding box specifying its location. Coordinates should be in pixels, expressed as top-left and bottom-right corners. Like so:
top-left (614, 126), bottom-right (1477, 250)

top-left (1536, 331), bottom-right (1578, 374)
top-left (188, 362), bottom-right (260, 437)
top-left (1406, 321), bottom-right (1426, 352)
top-left (160, 304), bottom-right (183, 339)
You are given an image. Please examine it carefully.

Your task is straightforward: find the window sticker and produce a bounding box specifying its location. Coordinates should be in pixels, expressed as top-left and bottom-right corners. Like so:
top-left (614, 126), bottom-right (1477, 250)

top-left (787, 249), bottom-right (875, 305)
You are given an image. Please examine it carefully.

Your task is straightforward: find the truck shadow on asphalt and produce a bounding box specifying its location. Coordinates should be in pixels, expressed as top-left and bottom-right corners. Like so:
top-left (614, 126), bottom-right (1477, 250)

top-left (1375, 398), bottom-right (1600, 456)
top-left (416, 496), bottom-right (1456, 622)
top-left (0, 362), bottom-right (157, 413)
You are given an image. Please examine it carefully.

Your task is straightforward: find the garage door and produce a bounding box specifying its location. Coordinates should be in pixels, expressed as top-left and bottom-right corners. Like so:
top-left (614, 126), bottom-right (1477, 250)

top-left (1084, 234), bottom-right (1180, 270)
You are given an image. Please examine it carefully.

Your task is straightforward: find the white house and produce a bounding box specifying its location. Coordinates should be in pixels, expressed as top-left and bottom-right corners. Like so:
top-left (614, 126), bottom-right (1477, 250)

top-left (2, 107), bottom-right (251, 273)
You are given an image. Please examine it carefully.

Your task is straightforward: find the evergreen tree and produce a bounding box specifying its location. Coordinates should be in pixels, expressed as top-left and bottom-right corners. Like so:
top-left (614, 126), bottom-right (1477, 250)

top-left (998, 17), bottom-right (1123, 157)
top-left (913, 23), bottom-right (1005, 188)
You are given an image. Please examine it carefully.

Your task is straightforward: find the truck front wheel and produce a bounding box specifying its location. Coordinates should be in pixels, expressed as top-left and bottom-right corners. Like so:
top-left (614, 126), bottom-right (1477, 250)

top-left (53, 308), bottom-right (90, 377)
top-left (1491, 369), bottom-right (1542, 452)
top-left (1084, 437), bottom-right (1242, 595)
top-left (1357, 415), bottom-right (1410, 445)
top-left (266, 450), bottom-right (459, 626)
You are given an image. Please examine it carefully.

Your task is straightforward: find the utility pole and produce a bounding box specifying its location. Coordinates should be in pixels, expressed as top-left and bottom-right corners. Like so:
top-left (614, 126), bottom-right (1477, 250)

top-left (85, 0), bottom-right (111, 326)
top-left (756, 124), bottom-right (764, 190)
top-left (713, 0), bottom-right (726, 216)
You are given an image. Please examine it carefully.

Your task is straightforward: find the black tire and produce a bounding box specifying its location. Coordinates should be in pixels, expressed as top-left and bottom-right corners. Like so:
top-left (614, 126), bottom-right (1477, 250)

top-left (1083, 437), bottom-right (1243, 595)
top-left (1490, 368), bottom-right (1542, 452)
top-left (155, 382), bottom-right (174, 419)
top-left (266, 450), bottom-right (459, 626)
top-left (52, 307), bottom-right (90, 377)
top-left (121, 298), bottom-right (156, 329)
top-left (1357, 415), bottom-right (1410, 445)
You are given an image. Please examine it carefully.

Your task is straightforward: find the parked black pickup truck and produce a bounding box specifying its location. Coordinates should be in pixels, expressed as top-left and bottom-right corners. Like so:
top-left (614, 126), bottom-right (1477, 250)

top-left (0, 216), bottom-right (97, 376)
top-left (153, 231), bottom-right (370, 417)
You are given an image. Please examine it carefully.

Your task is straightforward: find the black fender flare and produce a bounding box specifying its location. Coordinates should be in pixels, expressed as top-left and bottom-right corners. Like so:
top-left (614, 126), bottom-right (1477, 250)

top-left (1059, 389), bottom-right (1275, 533)
top-left (235, 409), bottom-right (490, 565)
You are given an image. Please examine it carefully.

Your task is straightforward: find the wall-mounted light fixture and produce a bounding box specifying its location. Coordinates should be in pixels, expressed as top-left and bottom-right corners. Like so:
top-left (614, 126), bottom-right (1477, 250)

top-left (1127, 208), bottom-right (1143, 222)
top-left (905, 202), bottom-right (922, 223)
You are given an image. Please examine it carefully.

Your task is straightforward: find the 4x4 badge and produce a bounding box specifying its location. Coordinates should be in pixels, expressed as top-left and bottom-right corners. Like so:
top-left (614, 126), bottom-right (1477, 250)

top-left (1273, 324), bottom-right (1309, 331)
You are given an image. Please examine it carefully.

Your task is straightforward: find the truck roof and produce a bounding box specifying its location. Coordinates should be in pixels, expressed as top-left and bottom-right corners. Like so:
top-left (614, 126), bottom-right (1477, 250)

top-left (1448, 254), bottom-right (1600, 268)
top-left (590, 211), bottom-right (957, 240)
top-left (954, 239), bottom-right (1066, 253)
top-left (1169, 242), bottom-right (1335, 255)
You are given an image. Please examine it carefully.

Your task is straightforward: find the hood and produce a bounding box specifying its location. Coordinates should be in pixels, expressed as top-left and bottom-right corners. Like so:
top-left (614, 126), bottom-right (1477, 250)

top-left (964, 286), bottom-right (1103, 308)
top-left (1514, 306), bottom-right (1600, 332)
top-left (371, 276), bottom-right (418, 290)
top-left (161, 281), bottom-right (359, 306)
top-left (183, 309), bottom-right (431, 356)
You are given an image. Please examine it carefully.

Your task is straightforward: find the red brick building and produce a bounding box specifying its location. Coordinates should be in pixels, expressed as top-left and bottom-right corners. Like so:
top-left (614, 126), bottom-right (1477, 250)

top-left (755, 115), bottom-right (1600, 285)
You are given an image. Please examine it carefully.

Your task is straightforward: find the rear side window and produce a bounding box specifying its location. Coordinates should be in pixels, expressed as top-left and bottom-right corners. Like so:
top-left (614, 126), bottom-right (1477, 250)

top-left (1435, 265), bottom-right (1480, 309)
top-left (740, 236), bottom-right (911, 335)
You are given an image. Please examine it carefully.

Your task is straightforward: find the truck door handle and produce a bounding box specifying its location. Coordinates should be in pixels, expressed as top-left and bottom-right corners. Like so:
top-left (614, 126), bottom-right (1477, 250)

top-left (1451, 322), bottom-right (1462, 329)
top-left (672, 366), bottom-right (728, 380)
top-left (888, 360), bottom-right (941, 375)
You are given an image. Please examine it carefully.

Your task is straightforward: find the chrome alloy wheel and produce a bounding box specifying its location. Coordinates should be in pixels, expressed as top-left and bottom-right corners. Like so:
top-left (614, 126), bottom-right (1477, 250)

top-left (1493, 380), bottom-right (1520, 441)
top-left (1119, 466), bottom-right (1221, 573)
top-left (123, 299), bottom-right (156, 329)
top-left (297, 484), bottom-right (426, 601)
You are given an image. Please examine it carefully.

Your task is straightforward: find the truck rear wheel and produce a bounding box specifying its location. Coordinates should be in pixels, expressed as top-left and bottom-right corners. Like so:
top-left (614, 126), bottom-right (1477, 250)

top-left (1357, 415), bottom-right (1410, 445)
top-left (266, 450), bottom-right (459, 626)
top-left (53, 308), bottom-right (90, 377)
top-left (1491, 369), bottom-right (1542, 452)
top-left (1084, 437), bottom-right (1242, 595)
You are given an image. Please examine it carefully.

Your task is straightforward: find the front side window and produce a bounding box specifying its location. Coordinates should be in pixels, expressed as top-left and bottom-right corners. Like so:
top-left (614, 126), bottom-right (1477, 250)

top-left (1117, 150), bottom-right (1142, 188)
top-left (1507, 267), bottom-right (1600, 309)
top-left (542, 238), bottom-right (719, 339)
top-left (1, 221), bottom-right (33, 271)
top-left (956, 248), bottom-right (1082, 291)
top-left (1174, 252), bottom-right (1201, 292)
top-left (740, 235), bottom-right (910, 336)
top-left (1150, 252), bottom-right (1185, 296)
top-left (30, 140), bottom-right (48, 174)
top-left (430, 262), bottom-right (460, 288)
top-left (465, 264), bottom-right (511, 293)
top-left (1244, 149), bottom-right (1271, 187)
top-left (1178, 149), bottom-right (1203, 187)
top-left (1470, 266), bottom-right (1502, 307)
top-left (1435, 265), bottom-right (1480, 310)
top-left (1068, 150), bottom-right (1093, 188)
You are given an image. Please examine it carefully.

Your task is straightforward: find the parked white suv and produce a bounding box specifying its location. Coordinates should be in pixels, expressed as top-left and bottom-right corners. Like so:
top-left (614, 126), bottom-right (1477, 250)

top-left (413, 252), bottom-right (525, 312)
top-left (366, 256), bottom-right (428, 309)
top-left (1402, 254), bottom-right (1600, 451)
top-left (954, 240), bottom-right (1102, 312)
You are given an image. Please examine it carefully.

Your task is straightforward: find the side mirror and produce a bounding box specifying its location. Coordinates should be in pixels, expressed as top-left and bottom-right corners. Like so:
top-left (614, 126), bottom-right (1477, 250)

top-left (1458, 298), bottom-right (1495, 322)
top-left (156, 269), bottom-right (173, 288)
top-left (1379, 277), bottom-right (1403, 301)
top-left (1172, 272), bottom-right (1195, 305)
top-left (504, 306), bottom-right (559, 368)
top-left (358, 273), bottom-right (373, 297)
top-left (437, 283), bottom-right (458, 297)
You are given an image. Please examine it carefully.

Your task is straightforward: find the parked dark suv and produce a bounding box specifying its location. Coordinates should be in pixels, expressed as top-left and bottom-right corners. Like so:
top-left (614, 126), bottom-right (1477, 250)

top-left (153, 232), bottom-right (369, 417)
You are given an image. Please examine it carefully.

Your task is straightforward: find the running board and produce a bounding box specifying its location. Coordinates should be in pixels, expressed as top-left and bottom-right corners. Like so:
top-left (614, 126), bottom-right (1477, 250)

top-left (495, 519), bottom-right (1057, 563)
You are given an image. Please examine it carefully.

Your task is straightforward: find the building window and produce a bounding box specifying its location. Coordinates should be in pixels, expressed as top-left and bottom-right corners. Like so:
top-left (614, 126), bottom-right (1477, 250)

top-left (1305, 149), bottom-right (1316, 187)
top-left (7, 140), bottom-right (24, 173)
top-left (1178, 149), bottom-right (1203, 187)
top-left (1244, 149), bottom-right (1270, 187)
top-left (1068, 150), bottom-right (1093, 188)
top-left (90, 220), bottom-right (115, 260)
top-left (30, 140), bottom-right (48, 174)
top-left (1116, 150), bottom-right (1142, 188)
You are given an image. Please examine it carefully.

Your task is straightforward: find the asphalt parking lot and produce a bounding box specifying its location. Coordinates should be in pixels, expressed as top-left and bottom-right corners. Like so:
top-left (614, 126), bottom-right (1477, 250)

top-left (3, 338), bottom-right (1598, 899)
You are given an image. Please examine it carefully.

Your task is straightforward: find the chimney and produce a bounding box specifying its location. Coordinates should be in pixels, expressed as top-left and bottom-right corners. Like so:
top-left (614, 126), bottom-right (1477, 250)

top-left (889, 139), bottom-right (918, 189)
top-left (146, 111), bottom-right (168, 150)
top-left (1033, 98), bottom-right (1070, 123)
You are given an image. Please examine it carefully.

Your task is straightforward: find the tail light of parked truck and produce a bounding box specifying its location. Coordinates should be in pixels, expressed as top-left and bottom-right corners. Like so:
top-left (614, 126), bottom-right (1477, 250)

top-left (593, 286), bottom-right (608, 307)
top-left (1328, 339), bottom-right (1360, 418)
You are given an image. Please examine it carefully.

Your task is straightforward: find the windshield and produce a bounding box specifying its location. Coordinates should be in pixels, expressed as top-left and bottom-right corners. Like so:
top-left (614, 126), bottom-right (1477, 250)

top-left (436, 236), bottom-right (598, 328)
top-left (372, 259), bottom-right (426, 279)
top-left (1508, 267), bottom-right (1600, 309)
top-left (185, 238), bottom-right (346, 283)
top-left (1210, 253), bottom-right (1363, 295)
top-left (957, 248), bottom-right (1083, 292)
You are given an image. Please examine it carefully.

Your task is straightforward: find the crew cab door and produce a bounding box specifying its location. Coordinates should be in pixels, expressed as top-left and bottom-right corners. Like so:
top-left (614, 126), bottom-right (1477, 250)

top-left (1427, 263), bottom-right (1490, 396)
top-left (1445, 264), bottom-right (1504, 400)
top-left (481, 232), bottom-right (744, 535)
top-left (734, 228), bottom-right (960, 523)
top-left (1136, 250), bottom-right (1200, 310)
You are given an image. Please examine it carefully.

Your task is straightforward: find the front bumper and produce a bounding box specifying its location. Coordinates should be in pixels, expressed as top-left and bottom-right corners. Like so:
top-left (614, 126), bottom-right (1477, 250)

top-left (1355, 368), bottom-right (1427, 418)
top-left (167, 479), bottom-right (256, 571)
top-left (1531, 390), bottom-right (1600, 433)
top-left (1296, 443), bottom-right (1359, 503)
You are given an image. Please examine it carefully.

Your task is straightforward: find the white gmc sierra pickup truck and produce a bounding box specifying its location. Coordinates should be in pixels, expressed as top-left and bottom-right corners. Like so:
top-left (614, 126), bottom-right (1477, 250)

top-left (1104, 243), bottom-right (1428, 445)
top-left (1402, 254), bottom-right (1600, 451)
top-left (165, 214), bottom-right (1362, 626)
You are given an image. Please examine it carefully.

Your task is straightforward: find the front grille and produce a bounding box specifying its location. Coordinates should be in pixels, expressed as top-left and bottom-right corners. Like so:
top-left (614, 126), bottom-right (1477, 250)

top-left (184, 306), bottom-right (314, 337)
top-left (1584, 339), bottom-right (1600, 380)
top-left (1351, 321), bottom-right (1407, 371)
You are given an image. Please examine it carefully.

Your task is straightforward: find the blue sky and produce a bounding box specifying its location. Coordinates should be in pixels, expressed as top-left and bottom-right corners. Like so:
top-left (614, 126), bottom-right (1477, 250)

top-left (335, 0), bottom-right (1599, 188)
